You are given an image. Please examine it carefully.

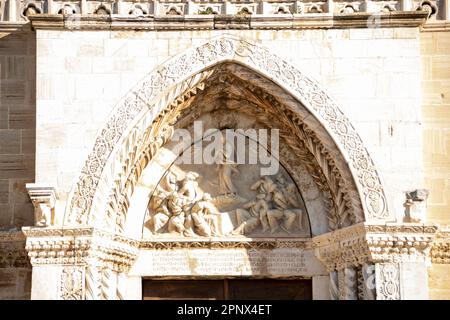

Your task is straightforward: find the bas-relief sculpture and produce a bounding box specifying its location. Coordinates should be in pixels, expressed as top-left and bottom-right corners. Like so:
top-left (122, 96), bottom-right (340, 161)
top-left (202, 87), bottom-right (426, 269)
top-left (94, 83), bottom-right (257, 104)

top-left (146, 170), bottom-right (309, 238)
top-left (145, 138), bottom-right (310, 238)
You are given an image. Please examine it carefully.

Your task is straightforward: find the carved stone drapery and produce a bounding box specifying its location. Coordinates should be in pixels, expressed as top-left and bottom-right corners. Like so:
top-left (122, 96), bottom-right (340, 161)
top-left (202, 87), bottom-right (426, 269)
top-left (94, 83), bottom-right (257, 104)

top-left (65, 36), bottom-right (390, 235)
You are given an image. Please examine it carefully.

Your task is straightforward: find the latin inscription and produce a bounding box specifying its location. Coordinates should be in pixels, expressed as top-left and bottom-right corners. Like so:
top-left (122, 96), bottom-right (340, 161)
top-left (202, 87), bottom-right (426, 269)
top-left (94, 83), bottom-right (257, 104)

top-left (145, 248), bottom-right (308, 276)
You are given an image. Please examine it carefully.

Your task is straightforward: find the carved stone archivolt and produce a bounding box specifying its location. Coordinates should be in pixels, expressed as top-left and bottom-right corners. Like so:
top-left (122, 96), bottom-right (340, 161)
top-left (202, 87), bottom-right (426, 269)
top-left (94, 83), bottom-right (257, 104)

top-left (65, 36), bottom-right (388, 239)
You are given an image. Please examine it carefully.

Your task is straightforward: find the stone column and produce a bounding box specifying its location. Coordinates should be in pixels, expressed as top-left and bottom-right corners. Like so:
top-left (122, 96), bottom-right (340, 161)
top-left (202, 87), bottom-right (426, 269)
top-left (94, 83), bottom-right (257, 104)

top-left (329, 271), bottom-right (339, 300)
top-left (24, 227), bottom-right (139, 300)
top-left (361, 263), bottom-right (376, 300)
top-left (314, 222), bottom-right (437, 300)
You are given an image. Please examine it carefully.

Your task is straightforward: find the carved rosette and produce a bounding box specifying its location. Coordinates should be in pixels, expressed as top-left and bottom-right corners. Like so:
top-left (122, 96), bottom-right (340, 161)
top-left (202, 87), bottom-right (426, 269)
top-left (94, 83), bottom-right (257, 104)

top-left (66, 36), bottom-right (390, 233)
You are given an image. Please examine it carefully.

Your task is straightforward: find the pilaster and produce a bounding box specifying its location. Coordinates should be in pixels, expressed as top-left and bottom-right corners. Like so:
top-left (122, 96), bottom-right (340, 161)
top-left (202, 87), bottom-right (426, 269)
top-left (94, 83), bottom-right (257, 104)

top-left (314, 222), bottom-right (438, 300)
top-left (23, 227), bottom-right (140, 300)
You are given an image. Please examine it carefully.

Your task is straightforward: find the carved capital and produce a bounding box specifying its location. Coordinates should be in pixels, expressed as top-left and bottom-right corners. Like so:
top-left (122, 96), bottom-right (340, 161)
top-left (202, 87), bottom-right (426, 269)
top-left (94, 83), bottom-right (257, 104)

top-left (313, 222), bottom-right (439, 271)
top-left (23, 227), bottom-right (139, 272)
top-left (26, 184), bottom-right (58, 227)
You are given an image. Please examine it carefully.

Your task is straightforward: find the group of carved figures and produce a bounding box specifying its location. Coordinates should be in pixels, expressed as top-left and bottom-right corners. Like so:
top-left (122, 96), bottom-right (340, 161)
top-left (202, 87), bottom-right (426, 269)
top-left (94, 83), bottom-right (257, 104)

top-left (233, 175), bottom-right (304, 235)
top-left (149, 171), bottom-right (221, 237)
top-left (148, 171), bottom-right (305, 237)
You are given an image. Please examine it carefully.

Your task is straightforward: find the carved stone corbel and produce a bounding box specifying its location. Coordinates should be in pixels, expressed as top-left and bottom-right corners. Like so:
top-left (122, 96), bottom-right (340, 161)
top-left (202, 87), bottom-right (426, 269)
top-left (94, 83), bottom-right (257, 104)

top-left (404, 189), bottom-right (429, 223)
top-left (26, 184), bottom-right (58, 227)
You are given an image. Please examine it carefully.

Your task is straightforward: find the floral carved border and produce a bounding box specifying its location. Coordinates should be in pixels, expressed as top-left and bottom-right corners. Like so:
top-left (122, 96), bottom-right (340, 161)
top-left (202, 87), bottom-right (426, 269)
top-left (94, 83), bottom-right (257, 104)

top-left (67, 35), bottom-right (390, 227)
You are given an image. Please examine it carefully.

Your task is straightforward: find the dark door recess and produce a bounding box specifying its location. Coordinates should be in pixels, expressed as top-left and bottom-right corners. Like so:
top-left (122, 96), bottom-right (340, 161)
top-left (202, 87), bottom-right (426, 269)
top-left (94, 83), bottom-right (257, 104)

top-left (142, 279), bottom-right (312, 300)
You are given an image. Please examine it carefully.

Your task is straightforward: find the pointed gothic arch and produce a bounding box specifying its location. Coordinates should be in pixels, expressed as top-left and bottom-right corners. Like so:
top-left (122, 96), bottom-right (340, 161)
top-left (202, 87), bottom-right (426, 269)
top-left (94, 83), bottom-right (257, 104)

top-left (63, 35), bottom-right (390, 235)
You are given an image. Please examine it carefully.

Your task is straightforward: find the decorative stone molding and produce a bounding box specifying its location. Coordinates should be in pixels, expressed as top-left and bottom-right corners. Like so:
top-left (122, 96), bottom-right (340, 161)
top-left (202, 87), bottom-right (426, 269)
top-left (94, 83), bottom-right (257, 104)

top-left (431, 228), bottom-right (450, 264)
top-left (313, 222), bottom-right (439, 271)
top-left (26, 11), bottom-right (429, 30)
top-left (404, 189), bottom-right (429, 223)
top-left (375, 263), bottom-right (400, 300)
top-left (26, 184), bottom-right (57, 227)
top-left (60, 266), bottom-right (85, 300)
top-left (140, 238), bottom-right (311, 250)
top-left (62, 35), bottom-right (390, 235)
top-left (22, 227), bottom-right (139, 272)
top-left (1, 0), bottom-right (444, 23)
top-left (0, 231), bottom-right (31, 268)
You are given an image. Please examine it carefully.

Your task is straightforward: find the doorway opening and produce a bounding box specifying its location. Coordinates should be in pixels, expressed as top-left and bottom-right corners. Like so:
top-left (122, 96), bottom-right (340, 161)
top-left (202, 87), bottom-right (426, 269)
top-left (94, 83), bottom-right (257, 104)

top-left (142, 278), bottom-right (312, 300)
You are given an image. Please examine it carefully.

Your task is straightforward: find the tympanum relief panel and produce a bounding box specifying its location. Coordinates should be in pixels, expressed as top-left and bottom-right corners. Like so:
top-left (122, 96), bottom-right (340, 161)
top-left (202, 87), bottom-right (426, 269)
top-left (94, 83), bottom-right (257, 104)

top-left (142, 93), bottom-right (316, 239)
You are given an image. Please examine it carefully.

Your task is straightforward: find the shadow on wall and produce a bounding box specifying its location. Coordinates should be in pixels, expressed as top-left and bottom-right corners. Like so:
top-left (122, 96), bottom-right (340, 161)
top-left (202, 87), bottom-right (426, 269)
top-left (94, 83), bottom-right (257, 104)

top-left (0, 23), bottom-right (36, 230)
top-left (0, 23), bottom-right (36, 300)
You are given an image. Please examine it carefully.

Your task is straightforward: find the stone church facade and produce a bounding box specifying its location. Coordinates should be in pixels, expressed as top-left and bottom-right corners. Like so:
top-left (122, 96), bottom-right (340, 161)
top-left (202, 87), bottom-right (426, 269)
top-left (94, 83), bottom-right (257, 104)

top-left (1, 0), bottom-right (450, 300)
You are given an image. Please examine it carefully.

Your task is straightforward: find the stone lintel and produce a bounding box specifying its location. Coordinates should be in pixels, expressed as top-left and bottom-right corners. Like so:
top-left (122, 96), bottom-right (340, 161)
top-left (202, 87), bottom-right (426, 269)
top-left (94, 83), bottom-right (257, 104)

top-left (26, 11), bottom-right (428, 31)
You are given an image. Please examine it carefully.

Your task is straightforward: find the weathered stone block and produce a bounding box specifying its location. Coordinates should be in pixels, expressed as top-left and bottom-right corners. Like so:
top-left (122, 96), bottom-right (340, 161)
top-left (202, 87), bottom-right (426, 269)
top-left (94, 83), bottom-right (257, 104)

top-left (0, 155), bottom-right (34, 180)
top-left (0, 179), bottom-right (9, 203)
top-left (0, 130), bottom-right (21, 154)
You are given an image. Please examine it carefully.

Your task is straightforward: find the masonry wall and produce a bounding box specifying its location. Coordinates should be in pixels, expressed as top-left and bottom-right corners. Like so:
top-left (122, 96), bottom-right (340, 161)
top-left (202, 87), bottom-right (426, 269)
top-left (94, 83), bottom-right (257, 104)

top-left (0, 27), bottom-right (35, 299)
top-left (421, 29), bottom-right (450, 300)
top-left (0, 27), bottom-right (36, 229)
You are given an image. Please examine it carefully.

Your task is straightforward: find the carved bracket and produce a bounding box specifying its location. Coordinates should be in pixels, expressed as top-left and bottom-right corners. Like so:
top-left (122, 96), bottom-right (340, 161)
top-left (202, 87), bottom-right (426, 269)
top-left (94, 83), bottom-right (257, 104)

top-left (431, 228), bottom-right (450, 264)
top-left (26, 184), bottom-right (58, 227)
top-left (22, 227), bottom-right (140, 272)
top-left (404, 189), bottom-right (429, 223)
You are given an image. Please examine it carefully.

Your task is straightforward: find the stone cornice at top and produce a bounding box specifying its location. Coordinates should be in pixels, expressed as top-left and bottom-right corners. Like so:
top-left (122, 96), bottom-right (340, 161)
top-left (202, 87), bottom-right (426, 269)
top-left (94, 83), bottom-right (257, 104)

top-left (22, 11), bottom-right (429, 30)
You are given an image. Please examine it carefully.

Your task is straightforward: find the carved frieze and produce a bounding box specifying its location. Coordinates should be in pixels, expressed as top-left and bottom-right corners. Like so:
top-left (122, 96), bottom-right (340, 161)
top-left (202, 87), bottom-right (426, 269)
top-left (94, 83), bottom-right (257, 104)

top-left (23, 227), bottom-right (139, 272)
top-left (314, 223), bottom-right (439, 271)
